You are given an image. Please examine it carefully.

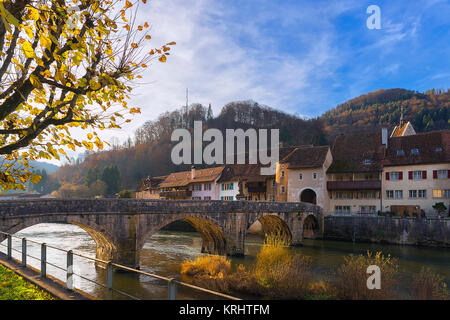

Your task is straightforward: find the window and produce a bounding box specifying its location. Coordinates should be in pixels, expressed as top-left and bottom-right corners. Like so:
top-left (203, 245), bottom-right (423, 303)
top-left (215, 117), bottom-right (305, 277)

top-left (194, 184), bottom-right (202, 191)
top-left (437, 170), bottom-right (448, 179)
top-left (192, 196), bottom-right (201, 200)
top-left (411, 148), bottom-right (419, 155)
top-left (221, 183), bottom-right (234, 191)
top-left (390, 172), bottom-right (399, 180)
top-left (395, 190), bottom-right (403, 199)
top-left (413, 171), bottom-right (423, 179)
top-left (313, 172), bottom-right (318, 180)
top-left (433, 189), bottom-right (442, 199)
top-left (360, 206), bottom-right (376, 214)
top-left (335, 206), bottom-right (351, 214)
top-left (204, 196), bottom-right (211, 200)
top-left (221, 196), bottom-right (233, 201)
top-left (335, 191), bottom-right (352, 199)
top-left (387, 190), bottom-right (403, 199)
top-left (410, 190), bottom-right (426, 198)
top-left (435, 147), bottom-right (443, 152)
top-left (204, 183), bottom-right (211, 191)
top-left (444, 190), bottom-right (450, 199)
top-left (299, 173), bottom-right (303, 180)
top-left (281, 186), bottom-right (285, 193)
top-left (396, 150), bottom-right (405, 156)
top-left (281, 171), bottom-right (285, 178)
top-left (360, 191), bottom-right (376, 199)
top-left (272, 180), bottom-right (276, 187)
top-left (364, 159), bottom-right (371, 165)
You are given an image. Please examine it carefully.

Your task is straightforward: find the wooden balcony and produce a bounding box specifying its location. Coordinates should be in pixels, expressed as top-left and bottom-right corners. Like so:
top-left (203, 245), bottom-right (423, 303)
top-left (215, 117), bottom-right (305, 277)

top-left (247, 185), bottom-right (266, 193)
top-left (159, 190), bottom-right (192, 199)
top-left (327, 180), bottom-right (381, 191)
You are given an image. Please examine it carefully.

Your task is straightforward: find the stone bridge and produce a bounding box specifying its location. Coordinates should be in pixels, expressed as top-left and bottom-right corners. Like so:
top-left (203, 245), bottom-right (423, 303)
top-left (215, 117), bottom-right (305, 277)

top-left (0, 199), bottom-right (323, 269)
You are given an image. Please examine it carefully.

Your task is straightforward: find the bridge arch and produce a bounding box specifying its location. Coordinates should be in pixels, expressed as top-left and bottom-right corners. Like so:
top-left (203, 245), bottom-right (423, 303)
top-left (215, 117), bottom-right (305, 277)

top-left (252, 215), bottom-right (293, 244)
top-left (302, 214), bottom-right (320, 239)
top-left (0, 215), bottom-right (117, 265)
top-left (138, 214), bottom-right (229, 257)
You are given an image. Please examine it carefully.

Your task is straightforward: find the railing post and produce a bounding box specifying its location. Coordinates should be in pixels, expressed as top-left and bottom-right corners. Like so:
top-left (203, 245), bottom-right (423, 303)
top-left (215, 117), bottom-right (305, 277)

top-left (6, 235), bottom-right (12, 260)
top-left (168, 278), bottom-right (177, 300)
top-left (106, 262), bottom-right (113, 300)
top-left (41, 243), bottom-right (46, 277)
top-left (66, 250), bottom-right (73, 290)
top-left (21, 238), bottom-right (27, 267)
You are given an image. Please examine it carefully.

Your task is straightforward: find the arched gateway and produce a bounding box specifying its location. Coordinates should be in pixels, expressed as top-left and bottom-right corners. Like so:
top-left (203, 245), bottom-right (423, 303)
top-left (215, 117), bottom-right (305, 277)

top-left (0, 199), bottom-right (323, 269)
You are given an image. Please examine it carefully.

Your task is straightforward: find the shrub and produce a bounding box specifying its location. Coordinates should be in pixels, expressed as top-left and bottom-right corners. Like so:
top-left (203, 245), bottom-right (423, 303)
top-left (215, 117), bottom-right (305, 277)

top-left (333, 251), bottom-right (399, 300)
top-left (253, 234), bottom-right (312, 298)
top-left (181, 255), bottom-right (231, 278)
top-left (181, 233), bottom-right (313, 299)
top-left (117, 190), bottom-right (134, 198)
top-left (411, 267), bottom-right (449, 300)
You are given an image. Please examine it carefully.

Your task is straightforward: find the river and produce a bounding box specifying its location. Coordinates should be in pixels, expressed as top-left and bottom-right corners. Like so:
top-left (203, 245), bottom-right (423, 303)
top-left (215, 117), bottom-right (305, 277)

top-left (1, 223), bottom-right (449, 299)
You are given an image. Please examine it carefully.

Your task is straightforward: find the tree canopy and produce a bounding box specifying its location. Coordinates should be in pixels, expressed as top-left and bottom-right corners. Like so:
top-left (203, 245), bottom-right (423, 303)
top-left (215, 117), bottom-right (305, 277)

top-left (0, 0), bottom-right (175, 192)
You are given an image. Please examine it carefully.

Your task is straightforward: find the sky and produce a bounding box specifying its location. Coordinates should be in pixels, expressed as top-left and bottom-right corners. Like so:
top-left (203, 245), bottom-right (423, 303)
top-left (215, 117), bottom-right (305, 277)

top-left (56, 0), bottom-right (450, 165)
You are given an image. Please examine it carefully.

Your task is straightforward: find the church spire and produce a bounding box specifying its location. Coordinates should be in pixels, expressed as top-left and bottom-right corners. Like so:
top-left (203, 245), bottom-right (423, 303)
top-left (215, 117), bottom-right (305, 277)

top-left (400, 105), bottom-right (404, 126)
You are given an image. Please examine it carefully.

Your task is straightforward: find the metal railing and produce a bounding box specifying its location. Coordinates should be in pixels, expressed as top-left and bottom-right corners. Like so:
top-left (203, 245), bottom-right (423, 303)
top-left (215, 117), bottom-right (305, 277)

top-left (0, 231), bottom-right (240, 301)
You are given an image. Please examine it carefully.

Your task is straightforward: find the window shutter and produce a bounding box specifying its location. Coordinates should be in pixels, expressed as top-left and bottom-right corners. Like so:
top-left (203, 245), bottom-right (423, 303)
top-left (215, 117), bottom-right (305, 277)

top-left (422, 171), bottom-right (427, 179)
top-left (399, 172), bottom-right (403, 180)
top-left (221, 184), bottom-right (224, 190)
top-left (433, 170), bottom-right (438, 179)
top-left (230, 183), bottom-right (233, 190)
top-left (385, 172), bottom-right (390, 180)
top-left (408, 171), bottom-right (413, 180)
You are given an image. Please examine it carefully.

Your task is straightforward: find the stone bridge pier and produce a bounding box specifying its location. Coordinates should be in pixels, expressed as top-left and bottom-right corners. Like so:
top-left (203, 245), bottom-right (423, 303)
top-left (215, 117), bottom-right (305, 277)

top-left (0, 199), bottom-right (323, 269)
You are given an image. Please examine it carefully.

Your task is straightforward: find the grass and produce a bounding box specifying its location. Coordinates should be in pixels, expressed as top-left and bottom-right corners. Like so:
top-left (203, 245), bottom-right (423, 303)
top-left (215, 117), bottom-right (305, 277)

top-left (0, 264), bottom-right (54, 300)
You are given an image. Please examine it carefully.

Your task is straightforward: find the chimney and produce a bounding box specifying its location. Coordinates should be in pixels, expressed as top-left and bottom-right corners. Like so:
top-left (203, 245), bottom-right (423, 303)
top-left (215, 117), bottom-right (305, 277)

top-left (191, 165), bottom-right (196, 179)
top-left (381, 127), bottom-right (388, 148)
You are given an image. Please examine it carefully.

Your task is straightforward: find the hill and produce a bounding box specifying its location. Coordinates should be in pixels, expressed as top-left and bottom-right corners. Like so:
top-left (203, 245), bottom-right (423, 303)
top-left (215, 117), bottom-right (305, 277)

top-left (321, 88), bottom-right (449, 141)
top-left (49, 88), bottom-right (449, 192)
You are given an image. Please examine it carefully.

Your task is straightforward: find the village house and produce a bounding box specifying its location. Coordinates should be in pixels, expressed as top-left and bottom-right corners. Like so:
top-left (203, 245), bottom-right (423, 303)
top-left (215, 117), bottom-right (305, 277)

top-left (382, 130), bottom-right (450, 216)
top-left (217, 164), bottom-right (269, 201)
top-left (135, 176), bottom-right (167, 199)
top-left (158, 166), bottom-right (225, 200)
top-left (325, 130), bottom-right (386, 215)
top-left (277, 145), bottom-right (332, 212)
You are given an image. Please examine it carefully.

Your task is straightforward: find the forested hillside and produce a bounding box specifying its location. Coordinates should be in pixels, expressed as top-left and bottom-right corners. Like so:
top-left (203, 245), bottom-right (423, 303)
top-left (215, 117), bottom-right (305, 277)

top-left (321, 88), bottom-right (449, 140)
top-left (46, 88), bottom-right (449, 195)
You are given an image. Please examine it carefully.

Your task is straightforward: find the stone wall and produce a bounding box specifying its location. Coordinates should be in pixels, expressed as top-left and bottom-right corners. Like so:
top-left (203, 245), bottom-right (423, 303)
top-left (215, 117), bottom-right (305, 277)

top-left (324, 216), bottom-right (450, 247)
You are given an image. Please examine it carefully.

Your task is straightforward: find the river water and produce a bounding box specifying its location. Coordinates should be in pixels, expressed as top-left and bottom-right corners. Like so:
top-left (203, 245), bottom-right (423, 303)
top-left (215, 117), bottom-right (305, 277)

top-left (1, 223), bottom-right (449, 299)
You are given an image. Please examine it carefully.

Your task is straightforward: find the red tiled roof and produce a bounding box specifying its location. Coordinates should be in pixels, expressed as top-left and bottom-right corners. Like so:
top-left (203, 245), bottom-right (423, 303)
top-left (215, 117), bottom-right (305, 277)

top-left (217, 164), bottom-right (267, 182)
top-left (280, 145), bottom-right (329, 169)
top-left (384, 130), bottom-right (450, 166)
top-left (159, 166), bottom-right (225, 188)
top-left (327, 132), bottom-right (385, 173)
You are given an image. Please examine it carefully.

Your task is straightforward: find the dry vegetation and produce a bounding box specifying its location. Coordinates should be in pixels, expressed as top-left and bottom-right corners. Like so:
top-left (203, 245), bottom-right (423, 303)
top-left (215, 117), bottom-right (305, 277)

top-left (181, 236), bottom-right (449, 300)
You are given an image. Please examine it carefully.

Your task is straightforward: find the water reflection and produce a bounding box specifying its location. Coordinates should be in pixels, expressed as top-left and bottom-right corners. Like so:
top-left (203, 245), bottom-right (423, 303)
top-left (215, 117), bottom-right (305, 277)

top-left (1, 223), bottom-right (449, 299)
